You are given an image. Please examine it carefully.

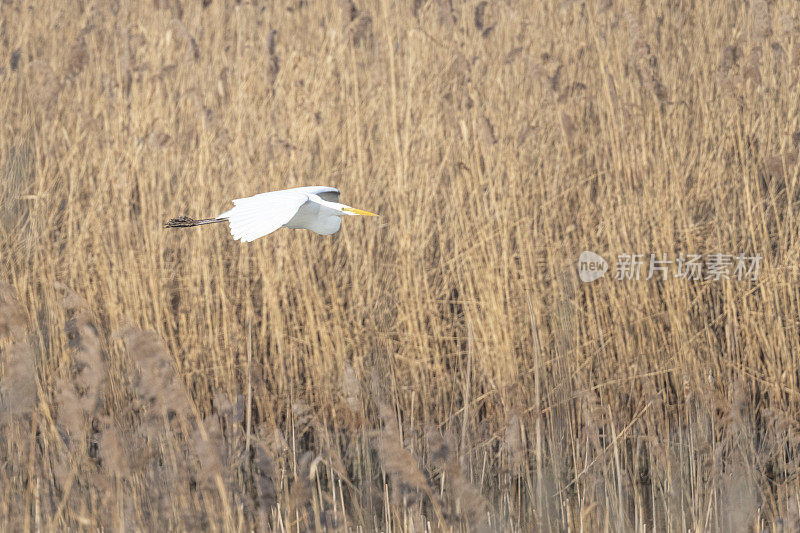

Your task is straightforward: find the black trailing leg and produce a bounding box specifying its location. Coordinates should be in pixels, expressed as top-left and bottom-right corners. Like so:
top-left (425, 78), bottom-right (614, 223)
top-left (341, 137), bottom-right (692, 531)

top-left (164, 216), bottom-right (227, 228)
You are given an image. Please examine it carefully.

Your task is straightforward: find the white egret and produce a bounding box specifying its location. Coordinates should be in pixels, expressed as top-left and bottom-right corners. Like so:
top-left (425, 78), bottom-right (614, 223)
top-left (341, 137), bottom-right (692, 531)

top-left (165, 186), bottom-right (377, 242)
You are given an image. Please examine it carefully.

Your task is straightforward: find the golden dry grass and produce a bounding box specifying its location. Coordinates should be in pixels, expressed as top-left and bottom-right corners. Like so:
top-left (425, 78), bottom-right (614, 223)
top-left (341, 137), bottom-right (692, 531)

top-left (2, 0), bottom-right (800, 530)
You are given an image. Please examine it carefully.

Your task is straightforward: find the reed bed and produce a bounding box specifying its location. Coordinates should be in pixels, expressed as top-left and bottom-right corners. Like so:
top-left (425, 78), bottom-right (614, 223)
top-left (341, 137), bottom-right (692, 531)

top-left (2, 0), bottom-right (800, 530)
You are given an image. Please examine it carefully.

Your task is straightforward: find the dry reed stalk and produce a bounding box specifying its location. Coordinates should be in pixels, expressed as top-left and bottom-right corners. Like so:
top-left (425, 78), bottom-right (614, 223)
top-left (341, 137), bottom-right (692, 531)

top-left (427, 428), bottom-right (492, 531)
top-left (374, 401), bottom-right (445, 525)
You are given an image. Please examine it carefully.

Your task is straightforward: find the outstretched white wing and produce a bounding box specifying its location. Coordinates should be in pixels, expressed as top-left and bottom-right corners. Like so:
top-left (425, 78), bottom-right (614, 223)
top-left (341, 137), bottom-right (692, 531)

top-left (291, 186), bottom-right (340, 203)
top-left (216, 190), bottom-right (310, 242)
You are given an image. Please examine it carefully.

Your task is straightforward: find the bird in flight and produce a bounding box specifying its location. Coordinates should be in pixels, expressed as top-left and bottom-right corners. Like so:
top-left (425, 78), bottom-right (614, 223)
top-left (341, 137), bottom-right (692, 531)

top-left (165, 186), bottom-right (377, 242)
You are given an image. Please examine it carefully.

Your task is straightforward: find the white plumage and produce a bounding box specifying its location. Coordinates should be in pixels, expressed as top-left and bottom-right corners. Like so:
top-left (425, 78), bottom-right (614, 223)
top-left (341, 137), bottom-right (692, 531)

top-left (166, 186), bottom-right (377, 242)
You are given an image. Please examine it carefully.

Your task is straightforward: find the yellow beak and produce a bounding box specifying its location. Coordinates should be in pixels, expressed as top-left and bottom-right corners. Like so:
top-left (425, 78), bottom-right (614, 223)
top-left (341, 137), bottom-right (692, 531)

top-left (342, 207), bottom-right (379, 216)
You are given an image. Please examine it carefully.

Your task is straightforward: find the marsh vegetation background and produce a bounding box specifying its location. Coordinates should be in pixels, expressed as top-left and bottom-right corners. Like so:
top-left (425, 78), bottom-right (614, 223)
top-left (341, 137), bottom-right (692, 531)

top-left (2, 0), bottom-right (800, 530)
